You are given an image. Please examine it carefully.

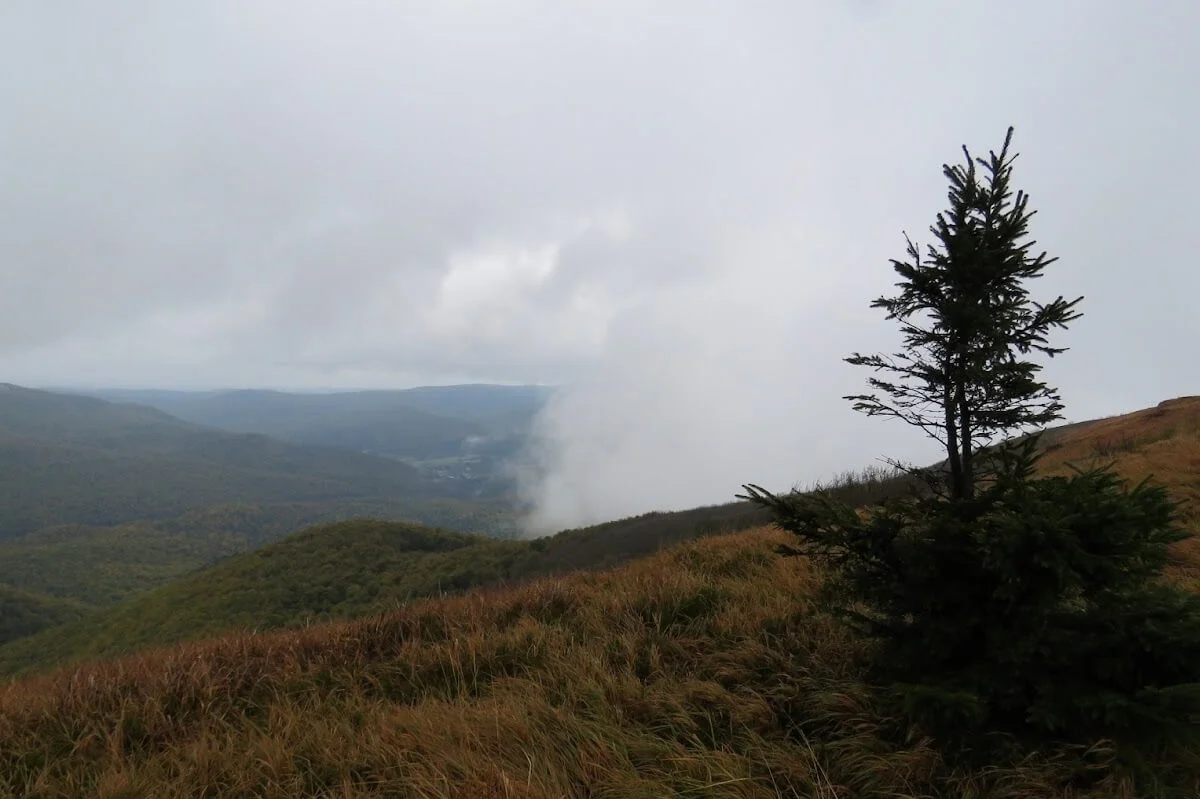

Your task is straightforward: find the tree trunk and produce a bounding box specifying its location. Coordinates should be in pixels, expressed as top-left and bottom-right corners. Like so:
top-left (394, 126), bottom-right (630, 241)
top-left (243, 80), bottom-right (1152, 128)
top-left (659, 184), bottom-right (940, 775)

top-left (957, 384), bottom-right (973, 500)
top-left (944, 382), bottom-right (963, 499)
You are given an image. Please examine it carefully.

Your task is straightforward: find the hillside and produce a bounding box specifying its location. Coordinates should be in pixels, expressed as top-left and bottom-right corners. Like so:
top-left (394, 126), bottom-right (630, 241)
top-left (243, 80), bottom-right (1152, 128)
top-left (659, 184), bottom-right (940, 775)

top-left (1037, 395), bottom-right (1200, 588)
top-left (0, 384), bottom-right (521, 633)
top-left (0, 503), bottom-right (784, 676)
top-left (0, 464), bottom-right (909, 677)
top-left (89, 388), bottom-right (484, 459)
top-left (368, 383), bottom-right (554, 427)
top-left (83, 383), bottom-right (553, 460)
top-left (1039, 397), bottom-right (1200, 509)
top-left (0, 519), bottom-right (244, 607)
top-left (0, 397), bottom-right (1196, 794)
top-left (0, 500), bottom-right (517, 608)
top-left (2, 525), bottom-right (1195, 797)
top-left (0, 384), bottom-right (439, 540)
top-left (7, 396), bottom-right (1196, 678)
top-left (0, 522), bottom-right (529, 675)
top-left (0, 586), bottom-right (89, 647)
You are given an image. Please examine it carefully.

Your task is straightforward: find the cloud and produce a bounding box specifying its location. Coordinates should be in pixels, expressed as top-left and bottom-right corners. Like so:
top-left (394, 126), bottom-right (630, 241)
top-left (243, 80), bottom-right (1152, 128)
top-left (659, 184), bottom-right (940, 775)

top-left (1, 1), bottom-right (1197, 527)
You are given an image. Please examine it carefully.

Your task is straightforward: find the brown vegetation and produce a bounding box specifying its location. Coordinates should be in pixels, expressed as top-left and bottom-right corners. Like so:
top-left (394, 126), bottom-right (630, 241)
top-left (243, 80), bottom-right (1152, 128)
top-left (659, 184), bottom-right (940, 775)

top-left (2, 521), bottom-right (1197, 797)
top-left (1039, 396), bottom-right (1200, 589)
top-left (1, 398), bottom-right (1197, 797)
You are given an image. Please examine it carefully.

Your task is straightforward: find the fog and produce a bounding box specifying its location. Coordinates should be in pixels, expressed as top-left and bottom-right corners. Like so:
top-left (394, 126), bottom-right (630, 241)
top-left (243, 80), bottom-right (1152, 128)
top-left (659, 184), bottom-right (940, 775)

top-left (1, 2), bottom-right (1197, 531)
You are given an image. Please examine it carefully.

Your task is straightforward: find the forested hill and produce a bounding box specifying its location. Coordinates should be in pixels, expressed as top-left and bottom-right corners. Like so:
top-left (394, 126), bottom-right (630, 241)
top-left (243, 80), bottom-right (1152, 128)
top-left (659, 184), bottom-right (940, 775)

top-left (77, 384), bottom-right (554, 460)
top-left (0, 383), bottom-right (430, 539)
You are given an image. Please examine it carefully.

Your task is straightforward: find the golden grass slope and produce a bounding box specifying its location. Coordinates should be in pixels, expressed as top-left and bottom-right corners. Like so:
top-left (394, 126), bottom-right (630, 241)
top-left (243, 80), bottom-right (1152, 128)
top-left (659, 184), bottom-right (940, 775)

top-left (1038, 396), bottom-right (1200, 587)
top-left (2, 522), bottom-right (1198, 798)
top-left (0, 397), bottom-right (1197, 797)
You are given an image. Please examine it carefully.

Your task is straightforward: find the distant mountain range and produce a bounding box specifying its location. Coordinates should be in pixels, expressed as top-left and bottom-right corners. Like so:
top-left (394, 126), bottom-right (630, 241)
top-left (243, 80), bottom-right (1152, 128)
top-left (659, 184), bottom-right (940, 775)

top-left (0, 383), bottom-right (541, 634)
top-left (1, 392), bottom-right (1197, 682)
top-left (0, 383), bottom-right (432, 540)
top-left (72, 383), bottom-right (554, 460)
top-left (6, 395), bottom-right (1198, 680)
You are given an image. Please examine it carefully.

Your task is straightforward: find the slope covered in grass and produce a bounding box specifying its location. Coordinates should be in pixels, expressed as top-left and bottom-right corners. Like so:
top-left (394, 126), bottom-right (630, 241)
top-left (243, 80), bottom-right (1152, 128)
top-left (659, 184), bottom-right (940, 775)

top-left (1038, 396), bottom-right (1200, 588)
top-left (0, 522), bottom-right (528, 676)
top-left (0, 503), bottom-right (782, 678)
top-left (0, 499), bottom-right (517, 611)
top-left (8, 396), bottom-right (1196, 680)
top-left (2, 526), bottom-right (1196, 798)
top-left (1040, 397), bottom-right (1200, 508)
top-left (0, 468), bottom-right (912, 679)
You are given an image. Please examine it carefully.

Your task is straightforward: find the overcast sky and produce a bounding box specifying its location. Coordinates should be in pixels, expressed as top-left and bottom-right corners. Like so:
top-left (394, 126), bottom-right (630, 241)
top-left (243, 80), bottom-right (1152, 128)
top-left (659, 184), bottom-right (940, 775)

top-left (2, 2), bottom-right (1197, 527)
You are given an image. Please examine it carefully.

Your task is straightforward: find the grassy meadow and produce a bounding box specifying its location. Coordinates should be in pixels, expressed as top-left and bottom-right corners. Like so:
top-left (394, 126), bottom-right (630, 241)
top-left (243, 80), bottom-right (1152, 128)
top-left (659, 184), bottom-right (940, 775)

top-left (2, 524), bottom-right (1197, 798)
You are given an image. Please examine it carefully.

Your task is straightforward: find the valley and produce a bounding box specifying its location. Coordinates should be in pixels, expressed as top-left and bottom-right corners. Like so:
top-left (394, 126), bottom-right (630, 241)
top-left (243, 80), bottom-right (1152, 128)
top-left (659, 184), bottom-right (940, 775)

top-left (0, 383), bottom-right (543, 660)
top-left (76, 384), bottom-right (553, 499)
top-left (4, 5), bottom-right (1195, 795)
top-left (0, 387), bottom-right (1197, 797)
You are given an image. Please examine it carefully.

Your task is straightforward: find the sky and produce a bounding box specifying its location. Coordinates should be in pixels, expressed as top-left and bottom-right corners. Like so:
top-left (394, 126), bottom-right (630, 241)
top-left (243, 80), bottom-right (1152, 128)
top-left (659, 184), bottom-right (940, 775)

top-left (2, 1), bottom-right (1198, 530)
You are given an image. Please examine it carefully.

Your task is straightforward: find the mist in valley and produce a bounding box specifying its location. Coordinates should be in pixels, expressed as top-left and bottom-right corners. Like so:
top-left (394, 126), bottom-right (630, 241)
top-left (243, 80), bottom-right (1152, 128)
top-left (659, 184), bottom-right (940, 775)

top-left (1, 2), bottom-right (1197, 533)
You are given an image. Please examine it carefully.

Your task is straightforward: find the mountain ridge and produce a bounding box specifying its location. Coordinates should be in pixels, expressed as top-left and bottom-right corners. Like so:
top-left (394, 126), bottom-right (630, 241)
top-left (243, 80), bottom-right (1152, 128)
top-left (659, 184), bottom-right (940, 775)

top-left (9, 394), bottom-right (1197, 677)
top-left (3, 395), bottom-right (1196, 676)
top-left (0, 384), bottom-right (445, 540)
top-left (74, 383), bottom-right (554, 460)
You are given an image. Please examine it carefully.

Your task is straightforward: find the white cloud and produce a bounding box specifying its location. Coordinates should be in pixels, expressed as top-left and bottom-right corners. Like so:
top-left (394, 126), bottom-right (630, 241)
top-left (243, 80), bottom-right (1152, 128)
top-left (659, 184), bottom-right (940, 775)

top-left (0, 1), bottom-right (1197, 526)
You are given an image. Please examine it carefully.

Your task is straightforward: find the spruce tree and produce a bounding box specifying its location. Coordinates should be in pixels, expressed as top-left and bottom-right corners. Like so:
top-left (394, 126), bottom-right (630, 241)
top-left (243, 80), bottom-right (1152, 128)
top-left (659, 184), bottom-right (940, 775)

top-left (742, 128), bottom-right (1200, 762)
top-left (844, 126), bottom-right (1081, 500)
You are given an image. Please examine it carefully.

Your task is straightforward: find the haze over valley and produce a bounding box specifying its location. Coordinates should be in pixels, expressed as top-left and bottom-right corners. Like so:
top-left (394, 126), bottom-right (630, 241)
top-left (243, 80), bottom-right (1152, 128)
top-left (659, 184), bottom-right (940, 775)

top-left (2, 3), bottom-right (1199, 795)
top-left (4, 3), bottom-right (1197, 534)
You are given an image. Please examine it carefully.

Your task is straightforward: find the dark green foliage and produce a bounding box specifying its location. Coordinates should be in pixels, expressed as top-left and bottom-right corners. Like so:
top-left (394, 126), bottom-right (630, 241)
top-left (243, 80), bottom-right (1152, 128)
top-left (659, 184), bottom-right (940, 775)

top-left (0, 521), bottom-right (531, 675)
top-left (0, 502), bottom-right (766, 676)
top-left (0, 500), bottom-right (519, 611)
top-left (746, 439), bottom-right (1200, 751)
top-left (0, 586), bottom-right (90, 646)
top-left (743, 127), bottom-right (1200, 767)
top-left (843, 128), bottom-right (1082, 500)
top-left (0, 517), bottom-right (251, 607)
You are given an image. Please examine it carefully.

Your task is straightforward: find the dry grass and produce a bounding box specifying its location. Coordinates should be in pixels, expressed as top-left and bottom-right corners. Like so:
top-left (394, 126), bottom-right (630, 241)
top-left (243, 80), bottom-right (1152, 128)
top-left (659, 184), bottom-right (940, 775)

top-left (2, 398), bottom-right (1198, 797)
top-left (1039, 396), bottom-right (1200, 589)
top-left (2, 524), bottom-right (1196, 798)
